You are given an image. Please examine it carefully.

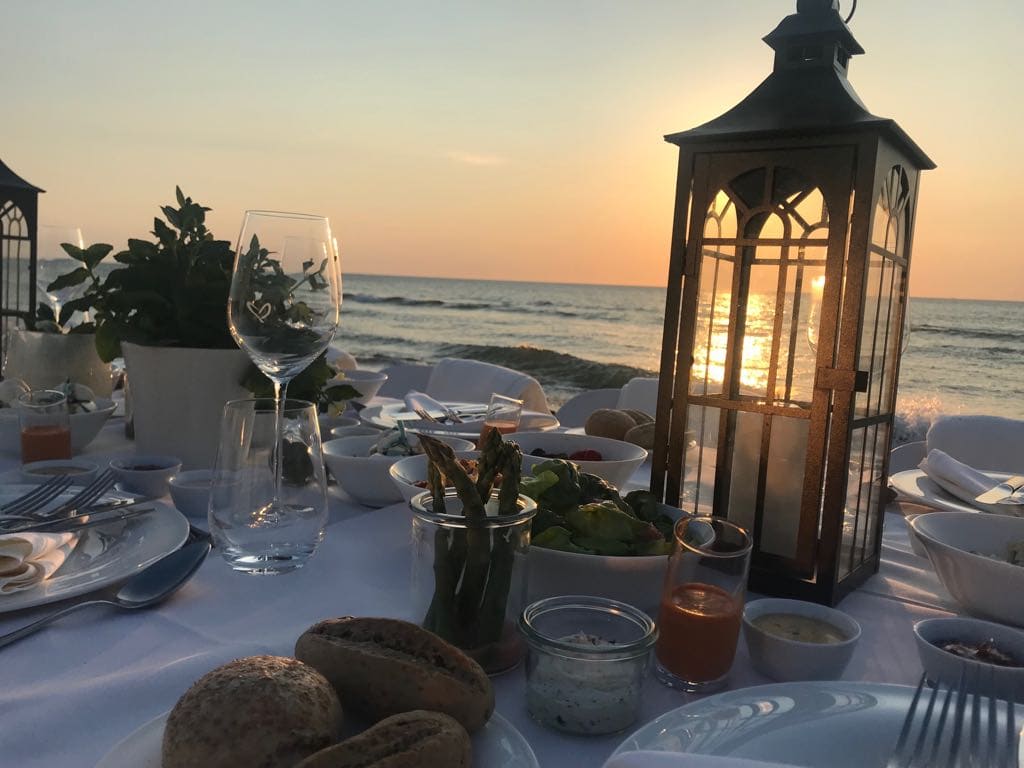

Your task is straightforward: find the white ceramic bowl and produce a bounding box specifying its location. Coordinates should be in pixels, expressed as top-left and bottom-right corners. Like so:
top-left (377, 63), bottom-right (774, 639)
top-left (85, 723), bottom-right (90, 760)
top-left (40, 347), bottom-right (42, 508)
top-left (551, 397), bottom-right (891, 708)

top-left (21, 458), bottom-right (99, 485)
top-left (910, 511), bottom-right (1024, 626)
top-left (168, 469), bottom-right (214, 519)
top-left (509, 431), bottom-right (648, 490)
top-left (388, 450), bottom-right (481, 505)
top-left (526, 502), bottom-right (688, 615)
top-left (324, 435), bottom-right (475, 508)
top-left (330, 425), bottom-right (382, 440)
top-left (336, 369), bottom-right (388, 405)
top-left (742, 598), bottom-right (861, 682)
top-left (318, 415), bottom-right (359, 434)
top-left (913, 617), bottom-right (1024, 701)
top-left (109, 455), bottom-right (182, 498)
top-left (0, 397), bottom-right (116, 455)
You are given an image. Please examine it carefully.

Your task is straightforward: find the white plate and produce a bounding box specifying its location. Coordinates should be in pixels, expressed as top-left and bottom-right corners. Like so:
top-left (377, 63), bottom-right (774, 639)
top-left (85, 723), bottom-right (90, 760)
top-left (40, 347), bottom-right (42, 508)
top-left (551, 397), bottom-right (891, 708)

top-left (608, 681), bottom-right (1020, 767)
top-left (360, 402), bottom-right (559, 438)
top-left (96, 709), bottom-right (539, 768)
top-left (0, 487), bottom-right (189, 613)
top-left (889, 469), bottom-right (1013, 513)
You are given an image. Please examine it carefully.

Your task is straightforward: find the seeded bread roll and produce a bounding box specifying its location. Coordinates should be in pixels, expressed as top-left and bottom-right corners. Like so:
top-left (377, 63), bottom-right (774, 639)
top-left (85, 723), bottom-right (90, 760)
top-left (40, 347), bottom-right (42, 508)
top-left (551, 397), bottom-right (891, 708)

top-left (161, 655), bottom-right (343, 768)
top-left (294, 710), bottom-right (470, 768)
top-left (295, 617), bottom-right (494, 733)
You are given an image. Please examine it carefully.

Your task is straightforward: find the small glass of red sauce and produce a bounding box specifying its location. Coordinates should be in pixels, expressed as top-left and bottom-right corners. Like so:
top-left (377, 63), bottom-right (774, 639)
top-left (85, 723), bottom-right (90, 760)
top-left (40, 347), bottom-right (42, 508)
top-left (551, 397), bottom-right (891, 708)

top-left (17, 389), bottom-right (72, 464)
top-left (653, 516), bottom-right (752, 693)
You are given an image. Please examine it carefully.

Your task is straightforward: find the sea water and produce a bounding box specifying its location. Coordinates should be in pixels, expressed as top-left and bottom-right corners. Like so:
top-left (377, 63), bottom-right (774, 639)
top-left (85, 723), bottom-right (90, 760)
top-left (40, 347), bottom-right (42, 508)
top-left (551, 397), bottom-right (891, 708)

top-left (336, 274), bottom-right (1024, 442)
top-left (33, 261), bottom-right (1024, 442)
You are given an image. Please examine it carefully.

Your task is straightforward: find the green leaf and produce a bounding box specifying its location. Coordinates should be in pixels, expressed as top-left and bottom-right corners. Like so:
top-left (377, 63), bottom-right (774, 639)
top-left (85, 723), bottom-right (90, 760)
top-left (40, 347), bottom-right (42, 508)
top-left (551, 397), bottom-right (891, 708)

top-left (82, 243), bottom-right (113, 270)
top-left (47, 267), bottom-right (89, 292)
top-left (95, 321), bottom-right (121, 362)
top-left (59, 296), bottom-right (94, 326)
top-left (61, 243), bottom-right (86, 261)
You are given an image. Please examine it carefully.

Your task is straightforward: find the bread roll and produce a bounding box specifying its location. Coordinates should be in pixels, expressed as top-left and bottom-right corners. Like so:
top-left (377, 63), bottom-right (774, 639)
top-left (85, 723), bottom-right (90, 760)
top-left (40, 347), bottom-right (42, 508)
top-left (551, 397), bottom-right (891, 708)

top-left (161, 655), bottom-right (343, 768)
top-left (295, 617), bottom-right (494, 733)
top-left (585, 408), bottom-right (636, 440)
top-left (621, 408), bottom-right (654, 425)
top-left (624, 421), bottom-right (656, 449)
top-left (294, 710), bottom-right (470, 768)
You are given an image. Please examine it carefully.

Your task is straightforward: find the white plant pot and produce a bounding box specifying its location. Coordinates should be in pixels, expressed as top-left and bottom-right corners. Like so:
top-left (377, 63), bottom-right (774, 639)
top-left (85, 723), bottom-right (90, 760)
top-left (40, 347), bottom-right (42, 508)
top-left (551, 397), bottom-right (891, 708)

top-left (123, 343), bottom-right (251, 470)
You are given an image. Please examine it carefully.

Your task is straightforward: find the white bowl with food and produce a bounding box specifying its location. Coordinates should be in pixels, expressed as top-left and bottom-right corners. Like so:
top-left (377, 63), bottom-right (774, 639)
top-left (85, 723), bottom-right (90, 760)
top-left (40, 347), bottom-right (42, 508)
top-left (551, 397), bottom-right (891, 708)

top-left (387, 450), bottom-right (482, 506)
top-left (509, 432), bottom-right (648, 489)
top-left (910, 511), bottom-right (1024, 626)
top-left (527, 500), bottom-right (689, 615)
top-left (325, 434), bottom-right (475, 508)
top-left (913, 617), bottom-right (1024, 701)
top-left (110, 455), bottom-right (182, 498)
top-left (742, 598), bottom-right (861, 682)
top-left (0, 397), bottom-right (116, 455)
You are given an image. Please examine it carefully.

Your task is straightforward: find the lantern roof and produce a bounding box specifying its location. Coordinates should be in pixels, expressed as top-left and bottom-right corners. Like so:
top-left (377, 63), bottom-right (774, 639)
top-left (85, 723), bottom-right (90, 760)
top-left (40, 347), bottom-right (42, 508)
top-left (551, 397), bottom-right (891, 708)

top-left (0, 158), bottom-right (45, 194)
top-left (666, 0), bottom-right (935, 170)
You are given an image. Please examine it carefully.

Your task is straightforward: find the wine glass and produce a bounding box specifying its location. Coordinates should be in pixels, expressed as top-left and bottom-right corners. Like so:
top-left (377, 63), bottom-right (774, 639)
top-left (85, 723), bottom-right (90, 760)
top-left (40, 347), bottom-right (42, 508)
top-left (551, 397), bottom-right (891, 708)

top-left (228, 211), bottom-right (341, 520)
top-left (38, 225), bottom-right (86, 323)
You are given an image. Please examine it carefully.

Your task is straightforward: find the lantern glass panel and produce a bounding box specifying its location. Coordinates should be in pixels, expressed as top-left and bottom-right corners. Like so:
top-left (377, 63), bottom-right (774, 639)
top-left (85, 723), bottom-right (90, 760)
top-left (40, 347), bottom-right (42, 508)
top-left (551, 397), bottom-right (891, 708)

top-left (680, 403), bottom-right (721, 517)
top-left (693, 246), bottom-right (735, 396)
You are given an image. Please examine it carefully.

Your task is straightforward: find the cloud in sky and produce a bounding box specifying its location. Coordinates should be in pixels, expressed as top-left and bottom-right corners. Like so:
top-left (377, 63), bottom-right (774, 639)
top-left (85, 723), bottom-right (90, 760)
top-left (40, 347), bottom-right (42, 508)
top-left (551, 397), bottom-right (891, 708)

top-left (445, 151), bottom-right (508, 167)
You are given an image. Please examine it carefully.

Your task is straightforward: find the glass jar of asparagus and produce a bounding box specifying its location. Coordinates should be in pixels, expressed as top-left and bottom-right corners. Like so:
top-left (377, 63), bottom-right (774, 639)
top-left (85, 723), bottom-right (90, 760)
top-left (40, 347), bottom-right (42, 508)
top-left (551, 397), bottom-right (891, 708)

top-left (410, 432), bottom-right (537, 674)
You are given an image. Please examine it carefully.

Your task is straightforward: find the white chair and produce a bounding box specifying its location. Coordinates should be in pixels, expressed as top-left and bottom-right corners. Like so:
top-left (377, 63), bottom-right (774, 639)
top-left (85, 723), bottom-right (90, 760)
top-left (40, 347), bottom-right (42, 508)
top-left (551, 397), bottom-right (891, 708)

top-left (556, 388), bottom-right (619, 428)
top-left (425, 357), bottom-right (550, 414)
top-left (325, 348), bottom-right (357, 372)
top-left (925, 415), bottom-right (1024, 473)
top-left (617, 377), bottom-right (659, 416)
top-left (376, 364), bottom-right (432, 399)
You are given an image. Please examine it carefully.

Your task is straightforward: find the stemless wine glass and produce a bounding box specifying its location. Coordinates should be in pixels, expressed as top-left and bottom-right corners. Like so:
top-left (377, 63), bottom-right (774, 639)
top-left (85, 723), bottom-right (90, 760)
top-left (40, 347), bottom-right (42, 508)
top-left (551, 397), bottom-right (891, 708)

top-left (209, 398), bottom-right (328, 573)
top-left (228, 211), bottom-right (341, 520)
top-left (38, 225), bottom-right (86, 323)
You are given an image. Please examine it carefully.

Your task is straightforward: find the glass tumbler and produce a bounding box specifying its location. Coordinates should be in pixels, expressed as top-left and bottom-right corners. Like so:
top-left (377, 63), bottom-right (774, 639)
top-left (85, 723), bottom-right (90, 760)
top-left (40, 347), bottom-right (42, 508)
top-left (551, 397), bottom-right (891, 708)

top-left (209, 398), bottom-right (328, 574)
top-left (654, 516), bottom-right (752, 692)
top-left (410, 489), bottom-right (536, 674)
top-left (481, 393), bottom-right (524, 444)
top-left (18, 390), bottom-right (72, 463)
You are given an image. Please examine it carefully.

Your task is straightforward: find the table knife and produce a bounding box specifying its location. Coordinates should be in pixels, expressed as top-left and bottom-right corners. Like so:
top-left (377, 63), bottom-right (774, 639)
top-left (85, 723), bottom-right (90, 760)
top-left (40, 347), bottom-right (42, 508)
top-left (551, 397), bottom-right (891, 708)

top-left (974, 475), bottom-right (1024, 505)
top-left (0, 506), bottom-right (154, 535)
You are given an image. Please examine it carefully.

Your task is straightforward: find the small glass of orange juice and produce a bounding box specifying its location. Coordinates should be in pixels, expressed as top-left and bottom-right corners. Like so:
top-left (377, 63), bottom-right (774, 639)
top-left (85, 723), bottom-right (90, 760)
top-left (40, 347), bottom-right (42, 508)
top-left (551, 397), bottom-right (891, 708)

top-left (481, 393), bottom-right (523, 444)
top-left (653, 516), bottom-right (752, 692)
top-left (17, 390), bottom-right (72, 464)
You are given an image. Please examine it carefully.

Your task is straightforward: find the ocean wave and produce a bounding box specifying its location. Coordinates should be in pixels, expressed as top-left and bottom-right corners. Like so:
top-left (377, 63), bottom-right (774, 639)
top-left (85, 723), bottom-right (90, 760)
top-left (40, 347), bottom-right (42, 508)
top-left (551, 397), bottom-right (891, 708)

top-left (439, 343), bottom-right (655, 390)
top-left (912, 323), bottom-right (1024, 343)
top-left (343, 291), bottom-right (583, 319)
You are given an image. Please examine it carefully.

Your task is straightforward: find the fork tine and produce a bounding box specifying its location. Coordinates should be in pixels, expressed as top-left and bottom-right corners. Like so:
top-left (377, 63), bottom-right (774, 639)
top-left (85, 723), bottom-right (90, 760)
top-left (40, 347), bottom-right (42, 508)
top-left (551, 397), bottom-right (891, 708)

top-left (888, 675), bottom-right (928, 767)
top-left (925, 678), bottom-right (958, 766)
top-left (37, 469), bottom-right (116, 519)
top-left (942, 668), bottom-right (970, 767)
top-left (0, 475), bottom-right (74, 516)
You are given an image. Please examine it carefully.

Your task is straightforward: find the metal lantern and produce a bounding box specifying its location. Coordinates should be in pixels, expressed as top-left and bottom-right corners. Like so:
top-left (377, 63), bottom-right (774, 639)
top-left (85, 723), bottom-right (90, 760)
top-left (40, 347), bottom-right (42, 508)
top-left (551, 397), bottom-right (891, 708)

top-left (0, 158), bottom-right (44, 363)
top-left (651, 0), bottom-right (934, 605)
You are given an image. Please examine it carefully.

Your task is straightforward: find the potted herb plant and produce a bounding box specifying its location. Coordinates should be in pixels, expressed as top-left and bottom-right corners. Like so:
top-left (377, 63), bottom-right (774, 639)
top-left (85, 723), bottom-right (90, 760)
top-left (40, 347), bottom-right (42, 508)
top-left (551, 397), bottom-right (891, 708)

top-left (51, 188), bottom-right (357, 467)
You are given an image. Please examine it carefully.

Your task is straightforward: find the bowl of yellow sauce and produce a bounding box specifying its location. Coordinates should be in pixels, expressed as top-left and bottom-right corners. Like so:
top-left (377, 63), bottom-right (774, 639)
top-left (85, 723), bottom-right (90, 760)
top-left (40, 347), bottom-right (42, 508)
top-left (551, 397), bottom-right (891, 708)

top-left (742, 598), bottom-right (861, 682)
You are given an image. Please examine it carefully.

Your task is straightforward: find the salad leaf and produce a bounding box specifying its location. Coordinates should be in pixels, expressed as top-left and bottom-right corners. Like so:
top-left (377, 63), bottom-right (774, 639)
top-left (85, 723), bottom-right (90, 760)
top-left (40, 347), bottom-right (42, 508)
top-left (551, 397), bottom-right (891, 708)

top-left (527, 459), bottom-right (581, 512)
top-left (520, 469), bottom-right (561, 501)
top-left (533, 526), bottom-right (594, 554)
top-left (565, 501), bottom-right (664, 544)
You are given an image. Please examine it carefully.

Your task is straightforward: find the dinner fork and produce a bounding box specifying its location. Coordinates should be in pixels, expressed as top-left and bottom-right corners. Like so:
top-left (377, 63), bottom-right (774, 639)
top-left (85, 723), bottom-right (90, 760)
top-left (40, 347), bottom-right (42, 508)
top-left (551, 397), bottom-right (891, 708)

top-left (0, 475), bottom-right (74, 517)
top-left (887, 672), bottom-right (1020, 767)
top-left (413, 406), bottom-right (465, 424)
top-left (12, 469), bottom-right (118, 524)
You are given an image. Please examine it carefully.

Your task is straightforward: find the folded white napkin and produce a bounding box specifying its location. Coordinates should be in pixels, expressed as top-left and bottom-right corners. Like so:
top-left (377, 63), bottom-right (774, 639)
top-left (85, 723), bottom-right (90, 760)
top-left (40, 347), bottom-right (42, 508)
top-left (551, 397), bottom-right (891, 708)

top-left (403, 390), bottom-right (450, 416)
top-left (604, 752), bottom-right (800, 768)
top-left (918, 449), bottom-right (1020, 513)
top-left (0, 532), bottom-right (77, 594)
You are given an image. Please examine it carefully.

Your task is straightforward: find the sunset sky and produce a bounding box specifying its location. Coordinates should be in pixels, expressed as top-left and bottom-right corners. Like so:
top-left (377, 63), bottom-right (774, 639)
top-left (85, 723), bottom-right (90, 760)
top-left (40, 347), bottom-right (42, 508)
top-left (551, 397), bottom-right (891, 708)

top-left (4, 1), bottom-right (1022, 300)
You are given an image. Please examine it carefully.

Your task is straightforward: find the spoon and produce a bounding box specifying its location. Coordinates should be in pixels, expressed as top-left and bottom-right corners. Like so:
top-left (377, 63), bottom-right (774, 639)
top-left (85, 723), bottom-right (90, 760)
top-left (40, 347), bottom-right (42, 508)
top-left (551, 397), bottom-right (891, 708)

top-left (0, 539), bottom-right (210, 649)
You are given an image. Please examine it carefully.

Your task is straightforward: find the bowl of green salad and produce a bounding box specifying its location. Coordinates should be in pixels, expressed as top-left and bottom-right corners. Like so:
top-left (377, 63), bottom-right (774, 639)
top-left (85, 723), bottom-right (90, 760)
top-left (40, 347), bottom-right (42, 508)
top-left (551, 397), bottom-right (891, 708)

top-left (522, 458), bottom-right (691, 615)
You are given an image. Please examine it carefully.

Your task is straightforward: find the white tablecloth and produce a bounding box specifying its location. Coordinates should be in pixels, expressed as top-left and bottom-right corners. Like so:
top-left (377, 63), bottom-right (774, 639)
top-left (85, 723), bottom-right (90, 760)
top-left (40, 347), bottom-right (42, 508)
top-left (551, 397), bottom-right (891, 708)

top-left (0, 420), bottom-right (957, 767)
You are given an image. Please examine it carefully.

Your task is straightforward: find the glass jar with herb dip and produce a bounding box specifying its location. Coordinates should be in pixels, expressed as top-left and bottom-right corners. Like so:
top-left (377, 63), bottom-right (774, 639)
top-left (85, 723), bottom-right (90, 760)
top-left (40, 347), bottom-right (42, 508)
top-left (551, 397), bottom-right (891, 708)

top-left (518, 595), bottom-right (657, 735)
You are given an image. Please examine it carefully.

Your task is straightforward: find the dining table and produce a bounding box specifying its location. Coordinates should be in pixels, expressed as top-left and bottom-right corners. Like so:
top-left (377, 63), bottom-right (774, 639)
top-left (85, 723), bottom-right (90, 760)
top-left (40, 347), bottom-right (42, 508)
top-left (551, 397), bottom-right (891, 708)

top-left (0, 414), bottom-right (961, 768)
